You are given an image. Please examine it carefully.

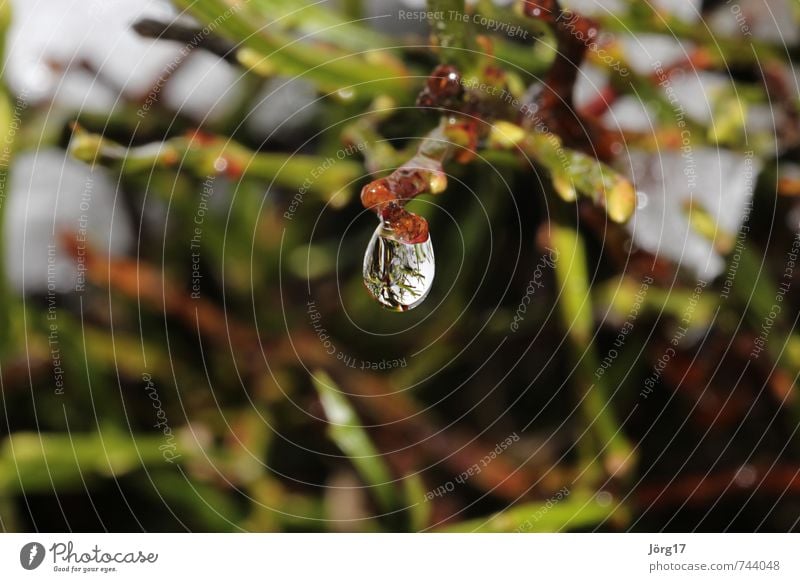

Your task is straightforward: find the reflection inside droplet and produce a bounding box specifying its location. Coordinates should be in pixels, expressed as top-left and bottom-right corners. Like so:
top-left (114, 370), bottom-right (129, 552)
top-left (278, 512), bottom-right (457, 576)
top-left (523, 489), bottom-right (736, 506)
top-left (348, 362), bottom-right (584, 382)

top-left (637, 190), bottom-right (649, 209)
top-left (362, 223), bottom-right (435, 311)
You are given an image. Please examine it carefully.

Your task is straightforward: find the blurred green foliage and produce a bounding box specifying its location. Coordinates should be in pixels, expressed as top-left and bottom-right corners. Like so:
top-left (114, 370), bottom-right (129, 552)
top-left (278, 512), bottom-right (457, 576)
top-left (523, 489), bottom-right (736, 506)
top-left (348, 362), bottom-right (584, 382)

top-left (1, 0), bottom-right (800, 533)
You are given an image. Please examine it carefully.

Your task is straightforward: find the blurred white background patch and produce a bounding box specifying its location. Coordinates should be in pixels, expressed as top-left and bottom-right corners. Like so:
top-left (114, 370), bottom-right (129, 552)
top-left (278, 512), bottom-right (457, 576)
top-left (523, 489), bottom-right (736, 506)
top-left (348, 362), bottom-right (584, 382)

top-left (624, 149), bottom-right (760, 281)
top-left (5, 150), bottom-right (132, 292)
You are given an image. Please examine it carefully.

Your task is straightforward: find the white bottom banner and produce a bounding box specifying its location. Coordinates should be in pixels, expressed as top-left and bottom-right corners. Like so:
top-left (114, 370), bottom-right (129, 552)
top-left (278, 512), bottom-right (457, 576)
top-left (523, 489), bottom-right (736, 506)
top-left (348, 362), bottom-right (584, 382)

top-left (0, 534), bottom-right (796, 580)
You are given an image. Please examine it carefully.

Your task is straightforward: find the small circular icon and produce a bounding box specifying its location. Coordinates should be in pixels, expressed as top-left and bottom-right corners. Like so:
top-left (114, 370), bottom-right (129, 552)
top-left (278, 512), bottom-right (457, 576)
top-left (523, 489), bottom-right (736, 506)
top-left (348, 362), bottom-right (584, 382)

top-left (20, 542), bottom-right (46, 570)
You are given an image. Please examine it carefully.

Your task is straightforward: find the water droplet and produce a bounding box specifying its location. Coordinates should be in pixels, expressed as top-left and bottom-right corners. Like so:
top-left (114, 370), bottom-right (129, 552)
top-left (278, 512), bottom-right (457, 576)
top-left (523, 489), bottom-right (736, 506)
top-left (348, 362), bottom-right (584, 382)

top-left (637, 190), bottom-right (649, 209)
top-left (595, 491), bottom-right (613, 507)
top-left (362, 223), bottom-right (435, 311)
top-left (213, 157), bottom-right (228, 173)
top-left (734, 465), bottom-right (757, 488)
top-left (336, 87), bottom-right (355, 101)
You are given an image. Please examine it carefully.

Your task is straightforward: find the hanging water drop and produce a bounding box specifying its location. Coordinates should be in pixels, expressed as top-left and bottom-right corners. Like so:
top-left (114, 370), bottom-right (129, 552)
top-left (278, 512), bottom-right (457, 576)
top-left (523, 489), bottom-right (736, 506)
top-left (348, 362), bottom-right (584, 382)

top-left (358, 120), bottom-right (452, 311)
top-left (362, 223), bottom-right (435, 311)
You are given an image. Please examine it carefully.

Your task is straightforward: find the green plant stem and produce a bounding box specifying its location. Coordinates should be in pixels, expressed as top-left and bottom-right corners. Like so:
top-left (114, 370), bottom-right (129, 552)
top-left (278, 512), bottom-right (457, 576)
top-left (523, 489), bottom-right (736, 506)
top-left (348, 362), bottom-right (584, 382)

top-left (0, 1), bottom-right (13, 358)
top-left (402, 473), bottom-right (431, 531)
top-left (341, 96), bottom-right (412, 175)
top-left (253, 0), bottom-right (384, 52)
top-left (550, 220), bottom-right (636, 481)
top-left (0, 430), bottom-right (188, 494)
top-left (595, 276), bottom-right (716, 330)
top-left (69, 127), bottom-right (362, 205)
top-left (172, 0), bottom-right (410, 98)
top-left (484, 121), bottom-right (637, 223)
top-left (734, 245), bottom-right (800, 423)
top-left (439, 489), bottom-right (619, 532)
top-left (599, 7), bottom-right (783, 67)
top-left (312, 371), bottom-right (400, 516)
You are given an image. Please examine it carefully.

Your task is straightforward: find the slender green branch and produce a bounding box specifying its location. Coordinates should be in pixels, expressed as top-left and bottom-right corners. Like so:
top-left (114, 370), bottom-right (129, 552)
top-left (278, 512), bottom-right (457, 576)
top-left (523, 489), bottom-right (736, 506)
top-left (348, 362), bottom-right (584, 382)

top-left (68, 126), bottom-right (362, 205)
top-left (486, 121), bottom-right (637, 223)
top-left (439, 489), bottom-right (620, 532)
top-left (253, 0), bottom-right (387, 53)
top-left (598, 7), bottom-right (784, 67)
top-left (0, 430), bottom-right (188, 494)
top-left (312, 371), bottom-right (401, 516)
top-left (0, 0), bottom-right (14, 358)
top-left (550, 222), bottom-right (636, 480)
top-left (172, 0), bottom-right (411, 98)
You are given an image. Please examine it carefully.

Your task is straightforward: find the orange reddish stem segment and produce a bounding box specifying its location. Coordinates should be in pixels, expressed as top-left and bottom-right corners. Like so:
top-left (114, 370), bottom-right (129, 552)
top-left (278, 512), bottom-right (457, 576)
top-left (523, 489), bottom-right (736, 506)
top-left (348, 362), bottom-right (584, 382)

top-left (360, 169), bottom-right (432, 245)
top-left (360, 65), bottom-right (469, 244)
